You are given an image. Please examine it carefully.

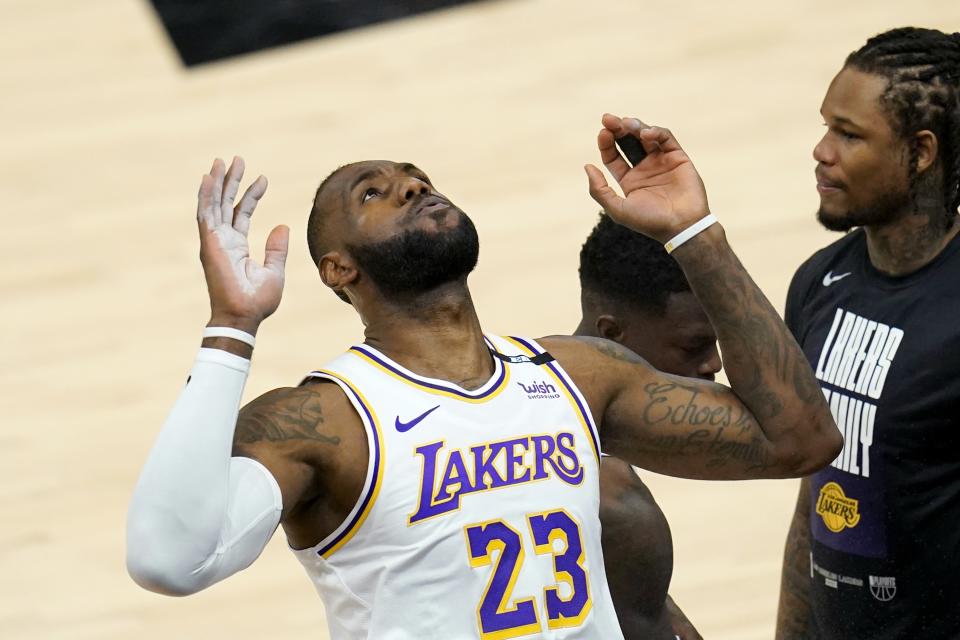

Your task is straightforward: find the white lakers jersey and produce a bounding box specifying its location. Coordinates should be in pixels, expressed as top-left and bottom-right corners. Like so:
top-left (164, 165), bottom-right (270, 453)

top-left (292, 335), bottom-right (624, 640)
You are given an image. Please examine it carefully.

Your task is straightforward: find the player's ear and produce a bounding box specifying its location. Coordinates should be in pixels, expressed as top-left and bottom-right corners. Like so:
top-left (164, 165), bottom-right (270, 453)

top-left (595, 315), bottom-right (625, 343)
top-left (319, 251), bottom-right (358, 296)
top-left (914, 129), bottom-right (938, 175)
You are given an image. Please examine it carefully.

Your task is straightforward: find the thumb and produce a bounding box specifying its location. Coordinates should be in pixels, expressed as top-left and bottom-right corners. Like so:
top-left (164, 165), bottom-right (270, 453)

top-left (584, 164), bottom-right (624, 217)
top-left (264, 224), bottom-right (290, 273)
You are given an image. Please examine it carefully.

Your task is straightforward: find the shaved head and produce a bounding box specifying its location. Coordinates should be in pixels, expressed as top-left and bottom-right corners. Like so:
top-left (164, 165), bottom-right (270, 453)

top-left (307, 163), bottom-right (359, 266)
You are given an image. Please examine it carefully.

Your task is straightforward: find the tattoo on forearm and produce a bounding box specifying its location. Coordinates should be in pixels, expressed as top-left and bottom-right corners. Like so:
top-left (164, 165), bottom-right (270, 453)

top-left (235, 388), bottom-right (341, 446)
top-left (626, 382), bottom-right (773, 471)
top-left (642, 382), bottom-right (753, 434)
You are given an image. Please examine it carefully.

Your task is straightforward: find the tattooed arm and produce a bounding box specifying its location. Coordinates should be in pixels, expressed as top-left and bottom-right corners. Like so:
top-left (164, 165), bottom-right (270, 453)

top-left (232, 386), bottom-right (338, 521)
top-left (545, 114), bottom-right (840, 479)
top-left (546, 333), bottom-right (831, 479)
top-left (602, 224), bottom-right (838, 478)
top-left (233, 383), bottom-right (368, 549)
top-left (776, 479), bottom-right (814, 639)
top-left (127, 379), bottom-right (361, 595)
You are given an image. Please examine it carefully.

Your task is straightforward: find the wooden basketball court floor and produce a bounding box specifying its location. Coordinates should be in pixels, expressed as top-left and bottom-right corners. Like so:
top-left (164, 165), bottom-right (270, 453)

top-left (3, 1), bottom-right (957, 637)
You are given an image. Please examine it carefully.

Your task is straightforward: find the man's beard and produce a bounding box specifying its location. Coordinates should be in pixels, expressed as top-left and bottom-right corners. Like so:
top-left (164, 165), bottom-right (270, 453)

top-left (348, 210), bottom-right (480, 302)
top-left (817, 185), bottom-right (911, 232)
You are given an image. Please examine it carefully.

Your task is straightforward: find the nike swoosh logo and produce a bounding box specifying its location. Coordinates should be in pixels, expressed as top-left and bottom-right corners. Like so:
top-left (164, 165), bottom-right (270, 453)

top-left (822, 271), bottom-right (852, 287)
top-left (395, 405), bottom-right (440, 433)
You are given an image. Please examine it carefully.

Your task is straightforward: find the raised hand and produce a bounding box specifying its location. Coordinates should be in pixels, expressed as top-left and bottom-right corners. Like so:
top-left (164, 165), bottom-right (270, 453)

top-left (196, 157), bottom-right (289, 333)
top-left (585, 113), bottom-right (711, 244)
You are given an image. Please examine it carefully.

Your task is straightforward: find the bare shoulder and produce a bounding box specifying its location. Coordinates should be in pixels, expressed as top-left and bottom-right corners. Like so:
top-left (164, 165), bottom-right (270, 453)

top-left (233, 381), bottom-right (369, 524)
top-left (535, 335), bottom-right (656, 421)
top-left (537, 334), bottom-right (650, 367)
top-left (536, 334), bottom-right (652, 389)
top-left (234, 382), bottom-right (363, 452)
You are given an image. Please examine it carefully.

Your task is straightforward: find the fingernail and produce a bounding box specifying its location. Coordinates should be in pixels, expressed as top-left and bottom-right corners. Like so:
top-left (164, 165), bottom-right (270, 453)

top-left (626, 118), bottom-right (642, 130)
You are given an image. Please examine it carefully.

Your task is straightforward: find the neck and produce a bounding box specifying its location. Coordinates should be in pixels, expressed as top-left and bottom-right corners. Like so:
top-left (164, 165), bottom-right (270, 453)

top-left (864, 205), bottom-right (958, 276)
top-left (573, 315), bottom-right (596, 338)
top-left (361, 281), bottom-right (493, 389)
top-left (574, 291), bottom-right (600, 338)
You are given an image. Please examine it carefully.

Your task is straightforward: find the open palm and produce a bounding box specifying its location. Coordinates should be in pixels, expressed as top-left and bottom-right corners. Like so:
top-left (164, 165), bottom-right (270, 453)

top-left (196, 157), bottom-right (289, 330)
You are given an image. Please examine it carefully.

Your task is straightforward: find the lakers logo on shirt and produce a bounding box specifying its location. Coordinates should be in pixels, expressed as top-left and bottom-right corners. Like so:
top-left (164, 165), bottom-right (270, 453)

top-left (816, 482), bottom-right (861, 532)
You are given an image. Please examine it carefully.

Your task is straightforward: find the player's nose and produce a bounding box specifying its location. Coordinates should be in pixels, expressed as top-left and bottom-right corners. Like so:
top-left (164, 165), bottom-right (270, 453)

top-left (813, 133), bottom-right (836, 165)
top-left (699, 345), bottom-right (722, 380)
top-left (397, 176), bottom-right (430, 204)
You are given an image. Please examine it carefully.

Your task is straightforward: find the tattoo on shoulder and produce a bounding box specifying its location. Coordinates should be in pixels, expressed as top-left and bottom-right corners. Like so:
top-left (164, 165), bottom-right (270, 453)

top-left (589, 338), bottom-right (647, 365)
top-left (235, 387), bottom-right (341, 446)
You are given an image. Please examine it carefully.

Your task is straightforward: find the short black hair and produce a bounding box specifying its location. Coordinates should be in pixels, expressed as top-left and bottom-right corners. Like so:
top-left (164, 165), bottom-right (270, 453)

top-left (578, 213), bottom-right (690, 316)
top-left (845, 27), bottom-right (960, 226)
top-left (306, 165), bottom-right (349, 266)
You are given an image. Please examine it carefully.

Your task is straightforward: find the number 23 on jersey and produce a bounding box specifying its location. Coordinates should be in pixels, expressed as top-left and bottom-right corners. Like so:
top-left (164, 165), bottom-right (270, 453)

top-left (464, 509), bottom-right (592, 638)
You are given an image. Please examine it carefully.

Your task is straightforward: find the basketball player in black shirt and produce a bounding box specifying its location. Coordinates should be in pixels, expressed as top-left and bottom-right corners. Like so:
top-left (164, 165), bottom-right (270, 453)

top-left (775, 27), bottom-right (960, 639)
top-left (577, 214), bottom-right (716, 640)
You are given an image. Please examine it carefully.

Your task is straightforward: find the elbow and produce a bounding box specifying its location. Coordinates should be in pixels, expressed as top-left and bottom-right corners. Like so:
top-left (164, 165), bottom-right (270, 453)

top-left (126, 521), bottom-right (208, 597)
top-left (808, 416), bottom-right (844, 473)
top-left (783, 417), bottom-right (843, 477)
top-left (127, 554), bottom-right (202, 597)
top-left (823, 426), bottom-right (845, 464)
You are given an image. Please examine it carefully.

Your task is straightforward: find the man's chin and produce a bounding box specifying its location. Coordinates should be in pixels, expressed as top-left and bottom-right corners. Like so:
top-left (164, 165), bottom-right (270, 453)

top-left (816, 207), bottom-right (857, 232)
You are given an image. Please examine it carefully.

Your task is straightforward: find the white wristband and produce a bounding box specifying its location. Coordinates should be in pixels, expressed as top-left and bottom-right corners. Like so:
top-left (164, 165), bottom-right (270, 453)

top-left (664, 213), bottom-right (719, 254)
top-left (202, 326), bottom-right (256, 348)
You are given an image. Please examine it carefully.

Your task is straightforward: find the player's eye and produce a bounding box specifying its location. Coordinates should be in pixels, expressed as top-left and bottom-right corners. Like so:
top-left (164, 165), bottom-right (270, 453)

top-left (362, 187), bottom-right (381, 203)
top-left (682, 340), bottom-right (713, 356)
top-left (823, 123), bottom-right (859, 141)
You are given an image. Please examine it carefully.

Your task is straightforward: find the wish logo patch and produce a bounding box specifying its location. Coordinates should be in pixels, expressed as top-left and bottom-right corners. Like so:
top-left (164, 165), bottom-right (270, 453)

top-left (816, 482), bottom-right (861, 532)
top-left (516, 381), bottom-right (560, 399)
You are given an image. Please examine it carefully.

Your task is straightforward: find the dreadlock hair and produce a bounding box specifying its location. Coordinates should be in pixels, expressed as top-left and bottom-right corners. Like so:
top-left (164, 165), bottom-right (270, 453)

top-left (845, 27), bottom-right (960, 229)
top-left (578, 213), bottom-right (690, 317)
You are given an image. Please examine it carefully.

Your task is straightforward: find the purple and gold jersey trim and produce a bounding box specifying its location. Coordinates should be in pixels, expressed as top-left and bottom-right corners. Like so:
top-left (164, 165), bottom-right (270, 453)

top-left (302, 369), bottom-right (384, 559)
top-left (348, 339), bottom-right (510, 403)
top-left (505, 336), bottom-right (601, 463)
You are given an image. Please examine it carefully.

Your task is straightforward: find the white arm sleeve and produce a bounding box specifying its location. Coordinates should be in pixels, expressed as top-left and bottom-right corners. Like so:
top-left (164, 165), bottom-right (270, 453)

top-left (126, 347), bottom-right (283, 596)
